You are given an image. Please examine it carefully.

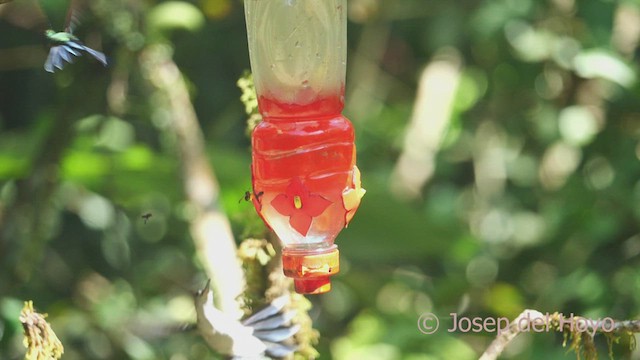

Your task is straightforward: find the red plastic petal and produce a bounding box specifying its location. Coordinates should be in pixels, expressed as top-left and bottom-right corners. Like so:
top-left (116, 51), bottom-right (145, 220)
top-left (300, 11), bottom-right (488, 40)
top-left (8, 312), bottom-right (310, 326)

top-left (304, 194), bottom-right (332, 217)
top-left (271, 194), bottom-right (295, 216)
top-left (287, 177), bottom-right (308, 198)
top-left (290, 212), bottom-right (313, 236)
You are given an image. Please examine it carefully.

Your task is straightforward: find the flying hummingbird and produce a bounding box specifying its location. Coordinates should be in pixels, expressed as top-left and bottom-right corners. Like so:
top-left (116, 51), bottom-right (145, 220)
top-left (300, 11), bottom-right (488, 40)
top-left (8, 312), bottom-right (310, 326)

top-left (43, 0), bottom-right (107, 73)
top-left (195, 281), bottom-right (299, 358)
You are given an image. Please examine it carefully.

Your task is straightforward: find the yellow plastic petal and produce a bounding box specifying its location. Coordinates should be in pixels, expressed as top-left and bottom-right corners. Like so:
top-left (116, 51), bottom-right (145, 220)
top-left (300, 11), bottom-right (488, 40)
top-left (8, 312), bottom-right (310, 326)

top-left (342, 166), bottom-right (366, 226)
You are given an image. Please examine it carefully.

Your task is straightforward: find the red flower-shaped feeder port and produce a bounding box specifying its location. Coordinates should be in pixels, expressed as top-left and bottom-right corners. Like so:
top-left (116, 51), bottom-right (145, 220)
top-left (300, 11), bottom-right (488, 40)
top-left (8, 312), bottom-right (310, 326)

top-left (271, 177), bottom-right (332, 236)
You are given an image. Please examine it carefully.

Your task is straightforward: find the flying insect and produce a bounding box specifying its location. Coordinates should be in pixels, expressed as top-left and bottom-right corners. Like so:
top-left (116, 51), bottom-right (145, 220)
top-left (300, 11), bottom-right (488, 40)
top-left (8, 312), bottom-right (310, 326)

top-left (141, 213), bottom-right (152, 224)
top-left (239, 190), bottom-right (264, 204)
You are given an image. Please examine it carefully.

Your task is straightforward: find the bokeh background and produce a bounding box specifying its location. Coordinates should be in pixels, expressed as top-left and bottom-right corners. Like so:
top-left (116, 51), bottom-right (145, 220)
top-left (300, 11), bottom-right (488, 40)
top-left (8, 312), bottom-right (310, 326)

top-left (1, 0), bottom-right (640, 358)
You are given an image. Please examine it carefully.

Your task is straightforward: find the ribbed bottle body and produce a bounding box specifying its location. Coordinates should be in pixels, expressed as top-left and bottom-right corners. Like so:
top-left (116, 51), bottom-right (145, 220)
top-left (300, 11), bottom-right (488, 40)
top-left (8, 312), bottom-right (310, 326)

top-left (251, 109), bottom-right (355, 247)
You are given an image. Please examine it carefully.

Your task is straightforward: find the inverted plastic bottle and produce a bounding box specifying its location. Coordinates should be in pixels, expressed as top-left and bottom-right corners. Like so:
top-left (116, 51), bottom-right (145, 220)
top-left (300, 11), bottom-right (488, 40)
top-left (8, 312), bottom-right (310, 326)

top-left (244, 0), bottom-right (365, 294)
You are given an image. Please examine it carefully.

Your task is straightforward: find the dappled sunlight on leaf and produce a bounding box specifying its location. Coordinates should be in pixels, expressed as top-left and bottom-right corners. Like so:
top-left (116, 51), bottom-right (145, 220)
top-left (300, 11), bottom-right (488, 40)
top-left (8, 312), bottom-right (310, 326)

top-left (573, 50), bottom-right (636, 87)
top-left (200, 0), bottom-right (232, 20)
top-left (147, 1), bottom-right (205, 33)
top-left (484, 283), bottom-right (525, 318)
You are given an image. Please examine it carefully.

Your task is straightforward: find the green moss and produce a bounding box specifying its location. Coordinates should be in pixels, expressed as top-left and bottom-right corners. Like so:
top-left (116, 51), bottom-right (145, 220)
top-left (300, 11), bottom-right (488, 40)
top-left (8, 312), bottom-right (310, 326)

top-left (238, 238), bottom-right (319, 359)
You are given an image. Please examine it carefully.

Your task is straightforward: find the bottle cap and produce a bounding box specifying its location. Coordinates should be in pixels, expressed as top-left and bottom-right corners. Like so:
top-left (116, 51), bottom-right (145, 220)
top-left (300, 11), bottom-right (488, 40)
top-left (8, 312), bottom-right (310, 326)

top-left (294, 277), bottom-right (331, 294)
top-left (282, 246), bottom-right (339, 294)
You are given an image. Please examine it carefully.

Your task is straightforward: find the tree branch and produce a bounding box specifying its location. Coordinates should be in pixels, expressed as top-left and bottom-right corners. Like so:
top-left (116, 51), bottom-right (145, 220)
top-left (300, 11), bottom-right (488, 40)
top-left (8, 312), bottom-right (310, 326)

top-left (139, 44), bottom-right (245, 318)
top-left (478, 310), bottom-right (546, 360)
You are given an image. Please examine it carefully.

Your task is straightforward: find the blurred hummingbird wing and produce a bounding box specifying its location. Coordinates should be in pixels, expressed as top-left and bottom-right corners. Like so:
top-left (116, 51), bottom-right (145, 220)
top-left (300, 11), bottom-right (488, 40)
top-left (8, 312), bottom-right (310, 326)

top-left (248, 310), bottom-right (296, 330)
top-left (242, 295), bottom-right (289, 326)
top-left (253, 324), bottom-right (300, 343)
top-left (264, 341), bottom-right (298, 358)
top-left (64, 0), bottom-right (85, 33)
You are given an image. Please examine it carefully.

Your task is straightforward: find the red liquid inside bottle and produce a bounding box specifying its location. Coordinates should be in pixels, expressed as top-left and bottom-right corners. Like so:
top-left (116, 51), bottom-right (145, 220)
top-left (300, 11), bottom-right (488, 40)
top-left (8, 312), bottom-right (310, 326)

top-left (245, 0), bottom-right (363, 294)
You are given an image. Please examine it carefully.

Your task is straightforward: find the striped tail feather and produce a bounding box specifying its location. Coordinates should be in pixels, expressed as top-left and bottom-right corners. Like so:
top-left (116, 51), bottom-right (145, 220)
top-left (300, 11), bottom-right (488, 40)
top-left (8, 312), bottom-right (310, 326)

top-left (240, 295), bottom-right (300, 358)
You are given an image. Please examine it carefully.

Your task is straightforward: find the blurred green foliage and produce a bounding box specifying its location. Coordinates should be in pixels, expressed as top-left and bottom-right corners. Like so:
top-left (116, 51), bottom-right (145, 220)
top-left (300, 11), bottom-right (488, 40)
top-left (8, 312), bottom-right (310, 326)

top-left (1, 0), bottom-right (640, 359)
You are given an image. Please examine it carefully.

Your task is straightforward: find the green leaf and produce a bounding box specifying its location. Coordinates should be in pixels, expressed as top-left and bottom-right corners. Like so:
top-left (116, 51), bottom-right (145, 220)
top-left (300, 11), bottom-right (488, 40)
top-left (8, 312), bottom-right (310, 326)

top-left (147, 1), bottom-right (205, 33)
top-left (573, 49), bottom-right (636, 87)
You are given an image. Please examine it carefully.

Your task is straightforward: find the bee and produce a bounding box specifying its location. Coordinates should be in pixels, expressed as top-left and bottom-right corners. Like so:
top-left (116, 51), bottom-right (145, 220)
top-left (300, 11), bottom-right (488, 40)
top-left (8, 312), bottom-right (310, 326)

top-left (239, 190), bottom-right (264, 203)
top-left (141, 212), bottom-right (152, 224)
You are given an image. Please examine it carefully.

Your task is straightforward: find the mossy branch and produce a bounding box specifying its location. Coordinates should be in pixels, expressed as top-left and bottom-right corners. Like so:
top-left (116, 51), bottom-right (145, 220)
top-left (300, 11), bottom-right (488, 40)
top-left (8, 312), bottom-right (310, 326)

top-left (479, 310), bottom-right (639, 360)
top-left (237, 71), bottom-right (262, 135)
top-left (20, 301), bottom-right (64, 360)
